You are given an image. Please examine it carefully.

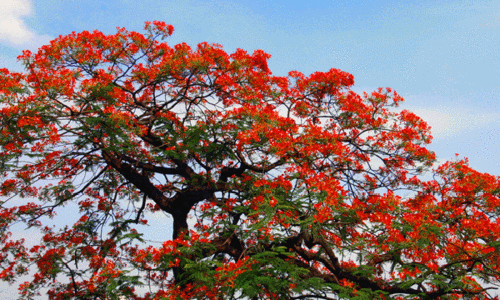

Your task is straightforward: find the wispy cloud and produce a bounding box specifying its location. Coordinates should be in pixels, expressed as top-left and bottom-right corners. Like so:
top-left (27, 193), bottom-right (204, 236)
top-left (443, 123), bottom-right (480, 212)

top-left (0, 0), bottom-right (51, 49)
top-left (404, 106), bottom-right (500, 141)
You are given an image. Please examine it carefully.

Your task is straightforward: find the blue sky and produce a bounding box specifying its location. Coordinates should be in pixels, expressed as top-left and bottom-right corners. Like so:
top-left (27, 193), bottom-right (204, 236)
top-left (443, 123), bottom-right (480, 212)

top-left (0, 0), bottom-right (499, 297)
top-left (2, 0), bottom-right (498, 174)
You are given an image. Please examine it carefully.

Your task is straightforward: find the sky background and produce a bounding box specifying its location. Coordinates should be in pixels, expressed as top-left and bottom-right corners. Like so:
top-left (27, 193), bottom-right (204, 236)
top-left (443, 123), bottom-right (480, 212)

top-left (2, 0), bottom-right (498, 173)
top-left (0, 0), bottom-right (499, 298)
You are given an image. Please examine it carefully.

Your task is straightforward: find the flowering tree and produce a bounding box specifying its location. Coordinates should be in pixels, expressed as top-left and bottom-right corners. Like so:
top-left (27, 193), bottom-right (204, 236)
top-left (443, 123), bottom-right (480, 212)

top-left (1, 21), bottom-right (500, 300)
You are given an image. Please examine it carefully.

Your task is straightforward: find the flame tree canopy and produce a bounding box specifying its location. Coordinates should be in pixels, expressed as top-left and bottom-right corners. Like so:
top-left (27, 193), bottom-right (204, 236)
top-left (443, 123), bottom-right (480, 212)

top-left (1, 21), bottom-right (500, 300)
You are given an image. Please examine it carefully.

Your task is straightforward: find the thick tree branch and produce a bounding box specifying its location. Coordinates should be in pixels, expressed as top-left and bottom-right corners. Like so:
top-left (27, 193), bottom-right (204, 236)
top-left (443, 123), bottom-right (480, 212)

top-left (119, 154), bottom-right (190, 176)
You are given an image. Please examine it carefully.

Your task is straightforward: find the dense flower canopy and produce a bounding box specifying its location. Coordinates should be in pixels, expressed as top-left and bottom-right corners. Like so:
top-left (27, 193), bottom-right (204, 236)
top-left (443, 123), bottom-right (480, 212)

top-left (1, 21), bottom-right (500, 299)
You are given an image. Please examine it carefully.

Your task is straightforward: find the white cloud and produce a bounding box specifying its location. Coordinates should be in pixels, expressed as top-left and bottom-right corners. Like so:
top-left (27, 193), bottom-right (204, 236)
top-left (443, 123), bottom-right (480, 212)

top-left (403, 106), bottom-right (500, 141)
top-left (0, 0), bottom-right (51, 49)
top-left (351, 87), bottom-right (499, 141)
